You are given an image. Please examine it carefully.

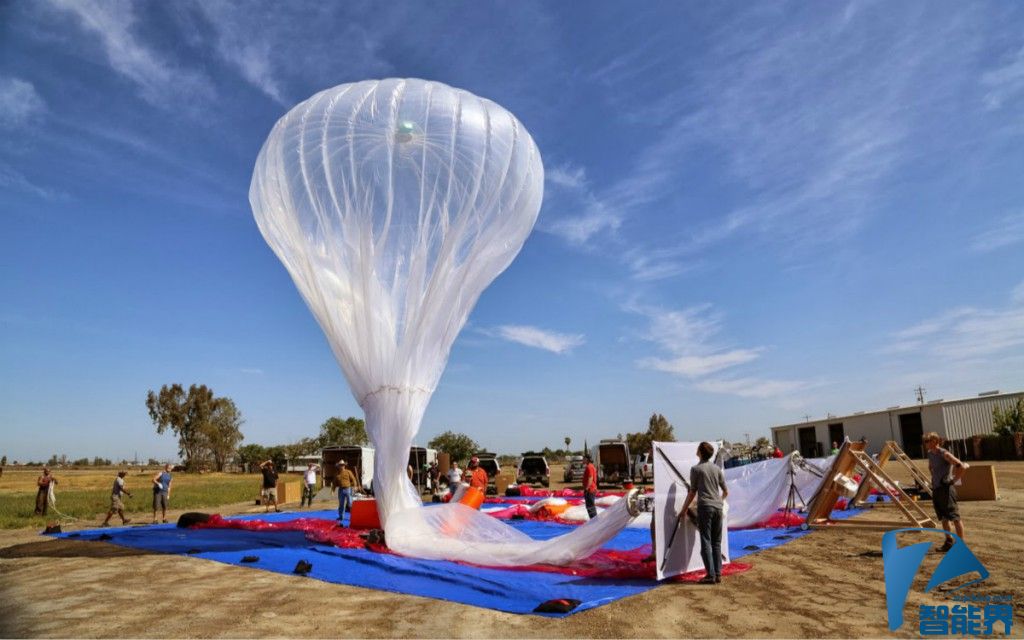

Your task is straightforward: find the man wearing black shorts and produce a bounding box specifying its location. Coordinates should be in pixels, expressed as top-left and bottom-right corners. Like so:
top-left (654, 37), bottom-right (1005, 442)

top-left (924, 432), bottom-right (968, 552)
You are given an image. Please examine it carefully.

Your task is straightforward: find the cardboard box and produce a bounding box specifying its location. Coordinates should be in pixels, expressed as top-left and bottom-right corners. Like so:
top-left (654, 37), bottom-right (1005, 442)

top-left (276, 480), bottom-right (302, 504)
top-left (956, 464), bottom-right (998, 501)
top-left (495, 472), bottom-right (515, 495)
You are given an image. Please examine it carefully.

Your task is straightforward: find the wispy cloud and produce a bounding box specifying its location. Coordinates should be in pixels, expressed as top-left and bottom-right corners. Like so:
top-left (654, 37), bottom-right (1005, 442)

top-left (628, 299), bottom-right (811, 402)
top-left (45, 0), bottom-right (212, 105)
top-left (490, 325), bottom-right (585, 355)
top-left (0, 162), bottom-right (67, 201)
top-left (883, 286), bottom-right (1024, 362)
top-left (541, 163), bottom-right (622, 246)
top-left (0, 77), bottom-right (46, 128)
top-left (970, 212), bottom-right (1024, 253)
top-left (981, 45), bottom-right (1024, 111)
top-left (694, 377), bottom-right (813, 400)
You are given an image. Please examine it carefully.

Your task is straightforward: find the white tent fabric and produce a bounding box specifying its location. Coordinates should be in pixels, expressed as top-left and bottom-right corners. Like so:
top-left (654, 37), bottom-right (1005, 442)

top-left (250, 78), bottom-right (638, 565)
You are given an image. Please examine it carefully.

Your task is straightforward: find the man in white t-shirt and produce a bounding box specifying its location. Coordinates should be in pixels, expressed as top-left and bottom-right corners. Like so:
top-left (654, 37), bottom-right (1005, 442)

top-left (301, 462), bottom-right (320, 508)
top-left (447, 461), bottom-right (463, 497)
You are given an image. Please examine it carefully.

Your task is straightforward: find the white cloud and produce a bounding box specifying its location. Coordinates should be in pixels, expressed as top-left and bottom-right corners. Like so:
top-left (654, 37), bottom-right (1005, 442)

top-left (0, 77), bottom-right (46, 128)
top-left (638, 349), bottom-right (762, 378)
top-left (884, 286), bottom-right (1024, 362)
top-left (628, 300), bottom-right (812, 402)
top-left (546, 164), bottom-right (586, 190)
top-left (694, 377), bottom-right (812, 399)
top-left (970, 212), bottom-right (1024, 253)
top-left (0, 163), bottom-right (66, 201)
top-left (46, 0), bottom-right (211, 105)
top-left (492, 325), bottom-right (585, 355)
top-left (1013, 281), bottom-right (1024, 304)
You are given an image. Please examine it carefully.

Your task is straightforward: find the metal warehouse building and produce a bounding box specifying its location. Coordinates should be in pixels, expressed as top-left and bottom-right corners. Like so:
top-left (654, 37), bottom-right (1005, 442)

top-left (771, 390), bottom-right (1023, 460)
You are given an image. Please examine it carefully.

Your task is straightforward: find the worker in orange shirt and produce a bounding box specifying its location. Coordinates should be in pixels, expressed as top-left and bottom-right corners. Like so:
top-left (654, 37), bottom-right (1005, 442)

top-left (582, 452), bottom-right (598, 518)
top-left (468, 457), bottom-right (488, 492)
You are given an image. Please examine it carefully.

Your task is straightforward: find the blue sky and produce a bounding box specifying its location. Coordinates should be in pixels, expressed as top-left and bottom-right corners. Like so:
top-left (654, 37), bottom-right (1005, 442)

top-left (2, 1), bottom-right (1023, 462)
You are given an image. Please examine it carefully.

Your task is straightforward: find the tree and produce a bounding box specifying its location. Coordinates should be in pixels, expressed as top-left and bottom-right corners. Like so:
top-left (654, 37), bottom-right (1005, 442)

top-left (427, 430), bottom-right (479, 465)
top-left (318, 416), bottom-right (368, 447)
top-left (201, 398), bottom-right (245, 471)
top-left (625, 413), bottom-right (677, 456)
top-left (993, 398), bottom-right (1024, 436)
top-left (564, 436), bottom-right (571, 450)
top-left (146, 383), bottom-right (243, 471)
top-left (755, 436), bottom-right (771, 448)
top-left (0, 456), bottom-right (6, 466)
top-left (72, 457), bottom-right (90, 466)
top-left (236, 444), bottom-right (268, 473)
top-left (265, 446), bottom-right (288, 472)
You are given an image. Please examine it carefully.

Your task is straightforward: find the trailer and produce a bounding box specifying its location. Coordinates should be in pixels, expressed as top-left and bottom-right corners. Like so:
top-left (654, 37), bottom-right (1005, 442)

top-left (590, 439), bottom-right (631, 488)
top-left (321, 445), bottom-right (374, 493)
top-left (408, 447), bottom-right (438, 494)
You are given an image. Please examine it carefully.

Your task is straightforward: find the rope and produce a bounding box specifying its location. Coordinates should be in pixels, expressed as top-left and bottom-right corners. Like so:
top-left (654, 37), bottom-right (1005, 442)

top-left (46, 483), bottom-right (80, 523)
top-left (358, 384), bottom-right (433, 407)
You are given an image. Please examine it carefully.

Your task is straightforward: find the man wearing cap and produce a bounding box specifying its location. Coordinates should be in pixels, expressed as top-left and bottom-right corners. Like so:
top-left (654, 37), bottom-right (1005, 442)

top-left (582, 453), bottom-right (598, 518)
top-left (334, 460), bottom-right (358, 525)
top-left (468, 457), bottom-right (488, 492)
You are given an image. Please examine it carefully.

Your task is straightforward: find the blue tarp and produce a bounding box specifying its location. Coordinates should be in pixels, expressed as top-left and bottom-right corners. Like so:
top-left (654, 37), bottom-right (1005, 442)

top-left (51, 506), bottom-right (859, 616)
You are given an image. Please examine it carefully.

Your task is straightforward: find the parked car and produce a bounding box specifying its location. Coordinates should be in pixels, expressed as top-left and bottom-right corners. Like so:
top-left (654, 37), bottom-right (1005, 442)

top-left (516, 455), bottom-right (550, 487)
top-left (590, 440), bottom-right (631, 488)
top-left (632, 452), bottom-right (652, 484)
top-left (563, 456), bottom-right (585, 482)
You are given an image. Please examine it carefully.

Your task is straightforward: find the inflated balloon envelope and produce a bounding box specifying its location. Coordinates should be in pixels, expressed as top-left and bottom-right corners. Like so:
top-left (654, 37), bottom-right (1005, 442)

top-left (250, 78), bottom-right (639, 566)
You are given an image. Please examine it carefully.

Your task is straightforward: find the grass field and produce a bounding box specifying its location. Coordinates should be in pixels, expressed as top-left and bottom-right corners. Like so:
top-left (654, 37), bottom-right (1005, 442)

top-left (0, 468), bottom-right (266, 529)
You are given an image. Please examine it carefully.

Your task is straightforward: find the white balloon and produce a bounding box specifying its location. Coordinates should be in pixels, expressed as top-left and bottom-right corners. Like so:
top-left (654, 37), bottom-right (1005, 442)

top-left (251, 79), bottom-right (636, 565)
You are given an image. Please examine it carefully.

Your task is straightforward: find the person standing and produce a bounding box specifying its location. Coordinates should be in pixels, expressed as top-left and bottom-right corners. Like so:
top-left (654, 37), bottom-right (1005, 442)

top-left (427, 461), bottom-right (440, 497)
top-left (582, 453), bottom-right (598, 519)
top-left (259, 460), bottom-right (281, 513)
top-left (830, 441), bottom-right (840, 455)
top-left (102, 471), bottom-right (132, 526)
top-left (772, 446), bottom-right (784, 459)
top-left (467, 457), bottom-right (488, 492)
top-left (301, 462), bottom-right (320, 508)
top-left (334, 460), bottom-right (357, 525)
top-left (924, 432), bottom-right (969, 551)
top-left (680, 442), bottom-right (728, 584)
top-left (151, 464), bottom-right (172, 524)
top-left (447, 461), bottom-right (462, 497)
top-left (35, 467), bottom-right (55, 515)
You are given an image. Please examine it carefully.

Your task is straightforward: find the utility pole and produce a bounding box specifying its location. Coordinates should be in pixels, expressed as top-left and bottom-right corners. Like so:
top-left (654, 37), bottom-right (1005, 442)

top-left (802, 414), bottom-right (812, 424)
top-left (915, 386), bottom-right (926, 405)
top-left (744, 432), bottom-right (751, 447)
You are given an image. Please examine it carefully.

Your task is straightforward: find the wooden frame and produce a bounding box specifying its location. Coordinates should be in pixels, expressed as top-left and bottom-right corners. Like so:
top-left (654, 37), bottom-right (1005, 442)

top-left (804, 441), bottom-right (935, 530)
top-left (852, 440), bottom-right (932, 507)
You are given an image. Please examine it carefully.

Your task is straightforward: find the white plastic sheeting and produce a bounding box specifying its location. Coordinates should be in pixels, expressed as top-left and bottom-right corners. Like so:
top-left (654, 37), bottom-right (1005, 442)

top-left (250, 78), bottom-right (637, 565)
top-left (723, 453), bottom-right (832, 529)
top-left (652, 441), bottom-right (729, 580)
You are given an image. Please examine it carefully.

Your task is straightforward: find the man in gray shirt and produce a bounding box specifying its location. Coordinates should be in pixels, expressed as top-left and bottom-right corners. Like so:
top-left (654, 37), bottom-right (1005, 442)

top-left (680, 442), bottom-right (728, 584)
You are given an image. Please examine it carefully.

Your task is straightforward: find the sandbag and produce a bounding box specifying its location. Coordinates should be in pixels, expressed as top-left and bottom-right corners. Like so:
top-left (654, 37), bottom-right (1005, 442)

top-left (177, 512), bottom-right (213, 528)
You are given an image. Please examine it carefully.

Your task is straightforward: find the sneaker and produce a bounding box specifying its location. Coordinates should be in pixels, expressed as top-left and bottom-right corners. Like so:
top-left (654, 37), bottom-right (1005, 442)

top-left (937, 540), bottom-right (953, 553)
top-left (714, 577), bottom-right (721, 584)
top-left (122, 519), bottom-right (132, 525)
top-left (100, 522), bottom-right (110, 527)
top-left (698, 576), bottom-right (716, 585)
top-left (162, 519), bottom-right (168, 524)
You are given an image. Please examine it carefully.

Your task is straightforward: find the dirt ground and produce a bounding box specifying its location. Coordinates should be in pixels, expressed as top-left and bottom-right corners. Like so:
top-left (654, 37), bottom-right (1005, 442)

top-left (1, 461), bottom-right (1022, 638)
